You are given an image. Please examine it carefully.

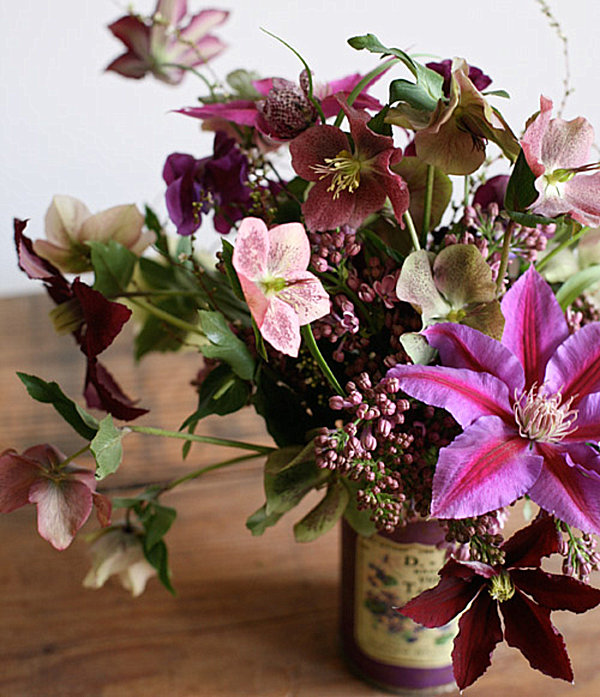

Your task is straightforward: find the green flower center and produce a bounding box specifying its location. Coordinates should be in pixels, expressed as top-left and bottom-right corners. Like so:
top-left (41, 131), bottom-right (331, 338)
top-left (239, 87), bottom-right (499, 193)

top-left (488, 570), bottom-right (515, 602)
top-left (312, 149), bottom-right (362, 198)
top-left (260, 276), bottom-right (287, 295)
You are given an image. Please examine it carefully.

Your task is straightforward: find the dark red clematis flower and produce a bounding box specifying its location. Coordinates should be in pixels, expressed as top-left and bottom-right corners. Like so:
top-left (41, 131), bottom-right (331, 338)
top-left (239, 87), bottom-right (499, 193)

top-left (400, 516), bottom-right (600, 690)
top-left (289, 98), bottom-right (409, 232)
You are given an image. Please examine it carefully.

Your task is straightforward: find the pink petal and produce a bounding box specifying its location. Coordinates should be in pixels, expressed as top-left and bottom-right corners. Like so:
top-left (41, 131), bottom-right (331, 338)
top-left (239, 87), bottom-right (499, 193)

top-left (430, 416), bottom-right (543, 519)
top-left (29, 478), bottom-right (94, 550)
top-left (399, 575), bottom-right (479, 628)
top-left (232, 217), bottom-right (269, 280)
top-left (501, 590), bottom-right (573, 682)
top-left (177, 101), bottom-right (260, 127)
top-left (540, 113), bottom-right (594, 173)
top-left (178, 9), bottom-right (229, 41)
top-left (563, 172), bottom-right (600, 227)
top-left (155, 0), bottom-right (187, 26)
top-left (93, 492), bottom-right (113, 528)
top-left (452, 591), bottom-right (503, 690)
top-left (0, 449), bottom-right (40, 512)
top-left (511, 568), bottom-right (600, 613)
top-left (521, 96), bottom-right (554, 177)
top-left (237, 273), bottom-right (269, 326)
top-left (289, 125), bottom-right (349, 181)
top-left (502, 516), bottom-right (561, 568)
top-left (259, 296), bottom-right (301, 357)
top-left (500, 266), bottom-right (569, 389)
top-left (425, 323), bottom-right (525, 394)
top-left (168, 35), bottom-right (227, 66)
top-left (529, 444), bottom-right (600, 534)
top-left (544, 322), bottom-right (600, 405)
top-left (563, 392), bottom-right (600, 442)
top-left (386, 364), bottom-right (513, 428)
top-left (277, 272), bottom-right (331, 325)
top-left (266, 223), bottom-right (310, 277)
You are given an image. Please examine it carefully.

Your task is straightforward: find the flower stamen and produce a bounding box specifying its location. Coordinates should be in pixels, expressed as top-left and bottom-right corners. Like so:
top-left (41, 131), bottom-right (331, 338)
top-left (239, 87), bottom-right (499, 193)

top-left (311, 149), bottom-right (361, 199)
top-left (513, 384), bottom-right (578, 444)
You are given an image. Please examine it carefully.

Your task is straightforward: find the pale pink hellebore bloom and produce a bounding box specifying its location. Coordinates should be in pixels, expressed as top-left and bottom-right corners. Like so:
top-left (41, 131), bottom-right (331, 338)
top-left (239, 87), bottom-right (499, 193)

top-left (34, 195), bottom-right (155, 274)
top-left (521, 96), bottom-right (600, 226)
top-left (232, 217), bottom-right (330, 357)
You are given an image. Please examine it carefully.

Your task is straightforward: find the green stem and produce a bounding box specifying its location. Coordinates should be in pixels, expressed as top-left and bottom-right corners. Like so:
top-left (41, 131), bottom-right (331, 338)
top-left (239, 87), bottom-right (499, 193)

top-left (161, 453), bottom-right (262, 492)
top-left (59, 443), bottom-right (91, 469)
top-left (127, 425), bottom-right (275, 454)
top-left (333, 58), bottom-right (400, 128)
top-left (162, 62), bottom-right (215, 95)
top-left (301, 324), bottom-right (345, 396)
top-left (128, 297), bottom-right (204, 336)
top-left (535, 225), bottom-right (589, 272)
top-left (496, 220), bottom-right (517, 294)
top-left (403, 210), bottom-right (421, 252)
top-left (421, 164), bottom-right (435, 244)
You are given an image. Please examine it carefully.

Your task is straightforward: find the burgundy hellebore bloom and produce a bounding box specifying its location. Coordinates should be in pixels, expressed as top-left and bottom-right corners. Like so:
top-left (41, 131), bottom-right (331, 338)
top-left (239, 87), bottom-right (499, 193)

top-left (388, 267), bottom-right (600, 533)
top-left (400, 516), bottom-right (600, 689)
top-left (521, 96), bottom-right (600, 226)
top-left (0, 444), bottom-right (112, 550)
top-left (289, 99), bottom-right (409, 231)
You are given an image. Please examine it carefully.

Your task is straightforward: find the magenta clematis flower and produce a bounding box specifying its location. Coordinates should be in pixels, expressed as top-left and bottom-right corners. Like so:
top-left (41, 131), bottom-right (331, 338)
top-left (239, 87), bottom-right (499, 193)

top-left (521, 96), bottom-right (600, 226)
top-left (388, 266), bottom-right (600, 533)
top-left (400, 516), bottom-right (600, 689)
top-left (289, 99), bottom-right (409, 231)
top-left (0, 444), bottom-right (112, 550)
top-left (232, 217), bottom-right (330, 357)
top-left (106, 1), bottom-right (228, 85)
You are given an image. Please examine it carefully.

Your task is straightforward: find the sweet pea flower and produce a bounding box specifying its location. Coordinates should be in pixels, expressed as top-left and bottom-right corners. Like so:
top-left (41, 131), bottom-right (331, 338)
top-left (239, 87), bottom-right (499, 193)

top-left (400, 516), bottom-right (600, 690)
top-left (33, 195), bottom-right (155, 274)
top-left (289, 99), bottom-right (409, 231)
top-left (83, 526), bottom-right (156, 597)
top-left (388, 267), bottom-right (600, 533)
top-left (521, 96), bottom-right (600, 226)
top-left (106, 1), bottom-right (228, 85)
top-left (0, 444), bottom-right (111, 550)
top-left (232, 217), bottom-right (330, 356)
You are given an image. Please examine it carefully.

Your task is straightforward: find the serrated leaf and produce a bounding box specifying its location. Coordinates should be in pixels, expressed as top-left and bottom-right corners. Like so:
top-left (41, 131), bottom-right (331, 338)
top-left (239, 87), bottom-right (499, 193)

top-left (17, 372), bottom-right (98, 440)
top-left (144, 539), bottom-right (175, 594)
top-left (293, 479), bottom-right (349, 542)
top-left (197, 310), bottom-right (255, 380)
top-left (245, 503), bottom-right (283, 536)
top-left (88, 240), bottom-right (137, 296)
top-left (556, 265), bottom-right (600, 310)
top-left (91, 414), bottom-right (124, 480)
top-left (342, 478), bottom-right (377, 537)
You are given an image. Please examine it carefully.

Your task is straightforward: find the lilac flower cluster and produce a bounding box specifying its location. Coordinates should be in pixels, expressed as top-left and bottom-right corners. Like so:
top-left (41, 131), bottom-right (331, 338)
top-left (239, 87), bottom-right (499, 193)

top-left (440, 511), bottom-right (507, 565)
top-left (309, 225), bottom-right (361, 273)
top-left (557, 523), bottom-right (600, 581)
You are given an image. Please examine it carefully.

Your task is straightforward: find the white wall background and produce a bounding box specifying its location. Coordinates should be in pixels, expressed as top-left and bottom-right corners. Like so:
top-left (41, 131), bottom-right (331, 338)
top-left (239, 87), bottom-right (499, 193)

top-left (2, 0), bottom-right (599, 296)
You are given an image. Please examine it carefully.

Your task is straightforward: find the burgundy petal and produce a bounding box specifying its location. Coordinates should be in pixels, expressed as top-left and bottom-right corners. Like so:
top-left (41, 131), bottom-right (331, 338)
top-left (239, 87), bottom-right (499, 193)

top-left (300, 179), bottom-right (355, 232)
top-left (289, 124), bottom-right (349, 181)
top-left (440, 558), bottom-right (497, 581)
top-left (339, 98), bottom-right (392, 158)
top-left (501, 589), bottom-right (573, 682)
top-left (500, 266), bottom-right (569, 389)
top-left (511, 568), bottom-right (600, 612)
top-left (399, 575), bottom-right (480, 628)
top-left (0, 449), bottom-right (40, 512)
top-left (502, 515), bottom-right (561, 568)
top-left (85, 359), bottom-right (148, 421)
top-left (452, 591), bottom-right (503, 690)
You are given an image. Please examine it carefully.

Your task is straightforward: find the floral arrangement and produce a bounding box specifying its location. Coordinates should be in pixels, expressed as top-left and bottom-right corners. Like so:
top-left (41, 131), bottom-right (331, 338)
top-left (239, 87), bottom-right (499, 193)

top-left (5, 0), bottom-right (600, 690)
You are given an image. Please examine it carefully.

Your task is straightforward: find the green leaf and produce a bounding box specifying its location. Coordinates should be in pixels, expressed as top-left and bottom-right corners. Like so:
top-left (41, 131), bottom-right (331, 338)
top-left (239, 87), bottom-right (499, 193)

top-left (88, 240), bottom-right (137, 296)
top-left (341, 478), bottom-right (377, 537)
top-left (293, 479), bottom-right (349, 542)
top-left (221, 239), bottom-right (245, 301)
top-left (197, 310), bottom-right (255, 380)
top-left (506, 210), bottom-right (562, 227)
top-left (144, 205), bottom-right (169, 257)
top-left (556, 265), bottom-right (600, 310)
top-left (484, 89), bottom-right (510, 99)
top-left (144, 539), bottom-right (175, 594)
top-left (226, 69), bottom-right (262, 99)
top-left (367, 106), bottom-right (393, 137)
top-left (16, 373), bottom-right (98, 440)
top-left (90, 415), bottom-right (124, 480)
top-left (389, 78), bottom-right (438, 112)
top-left (143, 503), bottom-right (177, 550)
top-left (245, 503), bottom-right (283, 536)
top-left (359, 228), bottom-right (405, 264)
top-left (504, 149), bottom-right (538, 213)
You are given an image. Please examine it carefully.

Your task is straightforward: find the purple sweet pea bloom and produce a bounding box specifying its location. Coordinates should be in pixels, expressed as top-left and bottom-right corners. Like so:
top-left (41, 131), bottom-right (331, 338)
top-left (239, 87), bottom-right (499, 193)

top-left (387, 266), bottom-right (600, 533)
top-left (163, 133), bottom-right (252, 235)
top-left (426, 58), bottom-right (492, 96)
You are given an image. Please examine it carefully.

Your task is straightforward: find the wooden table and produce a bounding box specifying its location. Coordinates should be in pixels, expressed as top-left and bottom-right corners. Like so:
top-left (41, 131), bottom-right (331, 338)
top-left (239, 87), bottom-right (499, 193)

top-left (1, 293), bottom-right (599, 697)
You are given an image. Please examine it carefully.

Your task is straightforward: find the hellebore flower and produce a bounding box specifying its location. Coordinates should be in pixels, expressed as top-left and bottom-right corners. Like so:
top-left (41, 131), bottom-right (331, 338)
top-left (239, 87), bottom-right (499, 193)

top-left (33, 195), bottom-right (155, 274)
top-left (163, 132), bottom-right (253, 236)
top-left (521, 96), bottom-right (600, 226)
top-left (400, 516), bottom-right (600, 690)
top-left (106, 1), bottom-right (228, 85)
top-left (388, 267), bottom-right (600, 533)
top-left (289, 99), bottom-right (409, 231)
top-left (0, 444), bottom-right (111, 550)
top-left (232, 217), bottom-right (330, 356)
top-left (396, 245), bottom-right (504, 339)
top-left (386, 58), bottom-right (519, 175)
top-left (83, 526), bottom-right (156, 597)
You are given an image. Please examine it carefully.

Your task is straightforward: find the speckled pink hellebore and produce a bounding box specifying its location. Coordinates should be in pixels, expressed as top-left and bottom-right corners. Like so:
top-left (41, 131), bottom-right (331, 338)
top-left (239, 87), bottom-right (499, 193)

top-left (232, 217), bottom-right (330, 357)
top-left (521, 96), bottom-right (600, 226)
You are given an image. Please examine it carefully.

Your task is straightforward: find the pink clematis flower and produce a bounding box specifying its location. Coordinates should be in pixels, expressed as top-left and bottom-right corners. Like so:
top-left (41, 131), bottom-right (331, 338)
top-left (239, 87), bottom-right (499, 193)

top-left (232, 217), bottom-right (330, 357)
top-left (400, 516), bottom-right (600, 690)
top-left (521, 96), bottom-right (600, 226)
top-left (388, 267), bottom-right (600, 533)
top-left (289, 99), bottom-right (409, 231)
top-left (106, 1), bottom-right (228, 85)
top-left (0, 444), bottom-right (111, 550)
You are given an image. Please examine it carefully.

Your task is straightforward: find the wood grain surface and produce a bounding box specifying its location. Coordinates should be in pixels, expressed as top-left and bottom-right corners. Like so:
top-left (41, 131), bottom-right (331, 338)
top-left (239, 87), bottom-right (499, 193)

top-left (1, 293), bottom-right (598, 697)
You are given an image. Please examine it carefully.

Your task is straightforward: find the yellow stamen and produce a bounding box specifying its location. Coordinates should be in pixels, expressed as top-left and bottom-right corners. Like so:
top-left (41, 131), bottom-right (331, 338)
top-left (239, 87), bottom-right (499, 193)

top-left (311, 149), bottom-right (362, 199)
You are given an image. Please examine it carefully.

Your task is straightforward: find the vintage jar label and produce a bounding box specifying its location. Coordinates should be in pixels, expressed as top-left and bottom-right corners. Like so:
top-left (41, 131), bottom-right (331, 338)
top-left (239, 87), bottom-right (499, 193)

top-left (354, 533), bottom-right (458, 668)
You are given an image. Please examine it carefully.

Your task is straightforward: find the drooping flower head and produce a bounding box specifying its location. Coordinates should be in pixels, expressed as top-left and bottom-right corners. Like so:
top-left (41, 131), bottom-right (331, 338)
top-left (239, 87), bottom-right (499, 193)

top-left (106, 1), bottom-right (228, 85)
top-left (232, 217), bottom-right (330, 356)
top-left (400, 516), bottom-right (600, 690)
top-left (388, 267), bottom-right (600, 533)
top-left (521, 96), bottom-right (600, 226)
top-left (289, 99), bottom-right (409, 231)
top-left (0, 444), bottom-right (111, 550)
